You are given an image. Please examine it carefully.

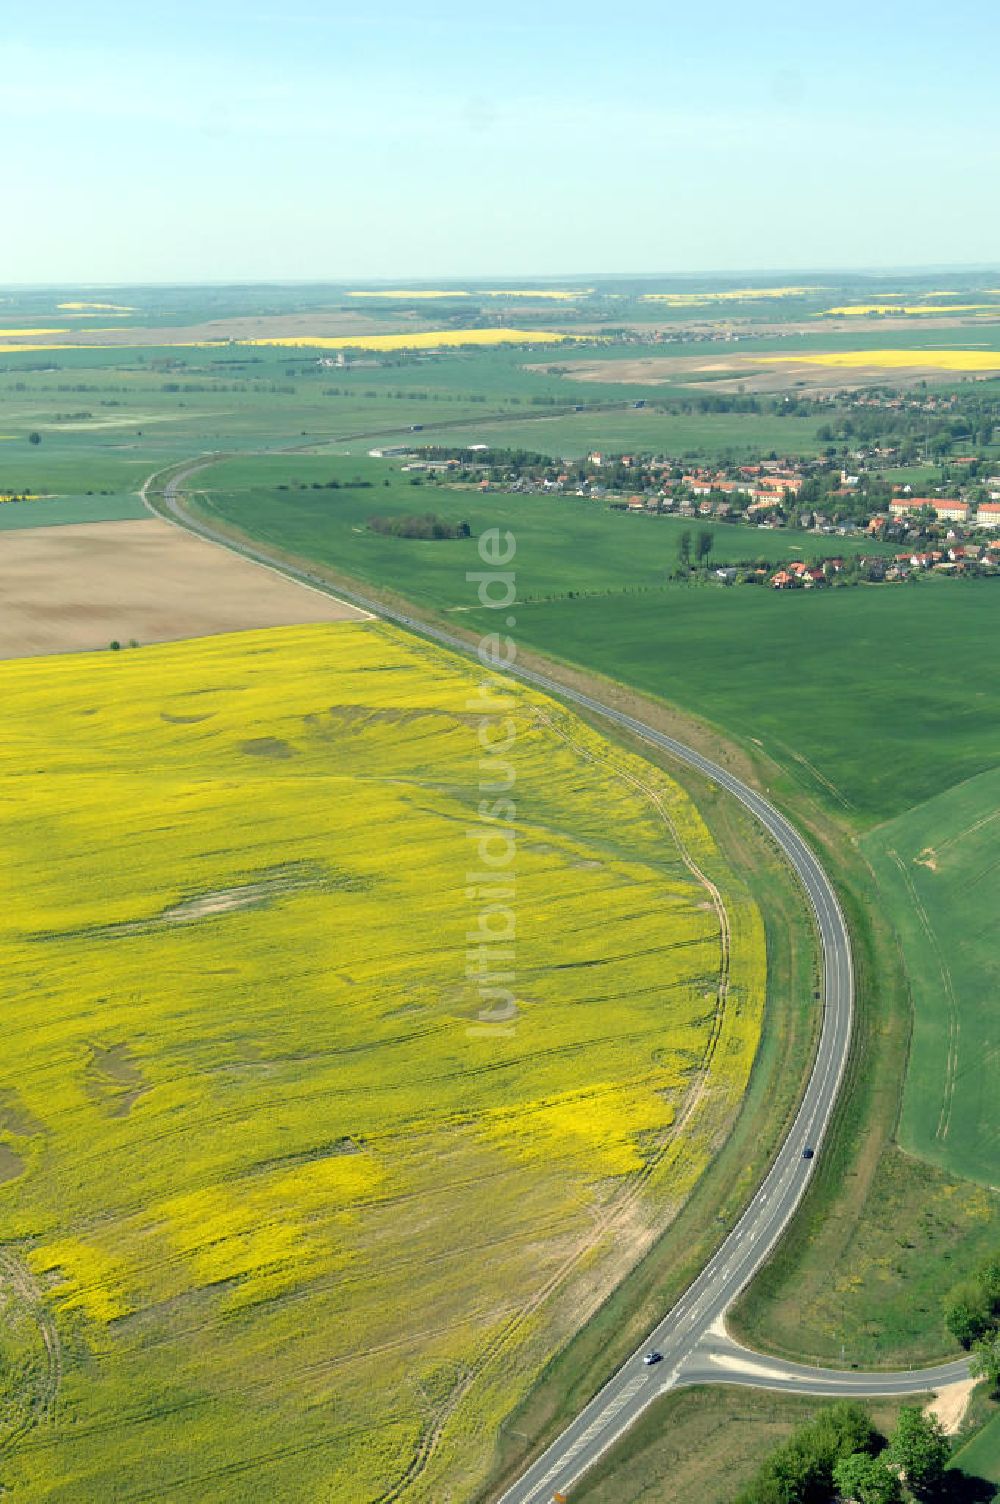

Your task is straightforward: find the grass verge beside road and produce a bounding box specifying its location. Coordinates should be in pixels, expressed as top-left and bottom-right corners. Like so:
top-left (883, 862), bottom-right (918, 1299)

top-left (573, 1387), bottom-right (928, 1504)
top-left (729, 835), bottom-right (1000, 1369)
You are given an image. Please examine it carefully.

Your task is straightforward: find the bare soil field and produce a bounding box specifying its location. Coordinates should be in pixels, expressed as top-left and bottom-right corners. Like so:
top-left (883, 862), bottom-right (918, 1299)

top-left (0, 518), bottom-right (365, 658)
top-left (533, 352), bottom-right (997, 394)
top-left (11, 311), bottom-right (433, 348)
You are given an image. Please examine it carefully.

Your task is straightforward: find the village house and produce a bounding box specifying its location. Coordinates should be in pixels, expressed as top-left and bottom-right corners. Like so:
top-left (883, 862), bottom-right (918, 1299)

top-left (975, 503), bottom-right (1000, 528)
top-left (757, 474), bottom-right (803, 497)
top-left (889, 497), bottom-right (970, 523)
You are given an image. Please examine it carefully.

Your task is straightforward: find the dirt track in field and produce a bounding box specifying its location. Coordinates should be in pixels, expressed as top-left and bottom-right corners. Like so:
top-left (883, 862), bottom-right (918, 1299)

top-left (0, 518), bottom-right (366, 659)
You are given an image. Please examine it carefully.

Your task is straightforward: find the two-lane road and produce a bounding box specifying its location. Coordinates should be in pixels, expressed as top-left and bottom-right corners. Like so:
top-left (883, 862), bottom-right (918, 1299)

top-left (148, 459), bottom-right (967, 1504)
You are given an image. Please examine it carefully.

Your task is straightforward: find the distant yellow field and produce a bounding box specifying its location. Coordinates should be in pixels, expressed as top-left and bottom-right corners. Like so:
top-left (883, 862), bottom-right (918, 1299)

top-left (642, 286), bottom-right (817, 306)
top-left (244, 328), bottom-right (585, 350)
top-left (57, 301), bottom-right (135, 312)
top-left (823, 304), bottom-right (999, 316)
top-left (762, 349), bottom-right (1000, 371)
top-left (0, 621), bottom-right (764, 1501)
top-left (0, 328), bottom-right (69, 337)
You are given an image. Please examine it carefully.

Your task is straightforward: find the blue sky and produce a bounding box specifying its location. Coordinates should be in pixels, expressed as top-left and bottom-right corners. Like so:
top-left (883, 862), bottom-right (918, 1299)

top-left (6, 0), bottom-right (999, 282)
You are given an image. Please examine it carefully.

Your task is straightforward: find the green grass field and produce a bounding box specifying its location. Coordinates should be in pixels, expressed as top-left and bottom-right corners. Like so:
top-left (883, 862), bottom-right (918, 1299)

top-left (361, 408), bottom-right (829, 459)
top-left (953, 1408), bottom-right (1000, 1488)
top-left (0, 495), bottom-right (147, 529)
top-left (0, 351), bottom-right (827, 466)
top-left (189, 451), bottom-right (886, 604)
top-left (468, 580), bottom-right (1000, 826)
top-left (864, 768), bottom-right (1000, 1185)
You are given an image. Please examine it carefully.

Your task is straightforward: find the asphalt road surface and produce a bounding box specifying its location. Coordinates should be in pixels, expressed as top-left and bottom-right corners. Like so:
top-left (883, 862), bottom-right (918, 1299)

top-left (682, 1329), bottom-right (971, 1397)
top-left (149, 459), bottom-right (968, 1504)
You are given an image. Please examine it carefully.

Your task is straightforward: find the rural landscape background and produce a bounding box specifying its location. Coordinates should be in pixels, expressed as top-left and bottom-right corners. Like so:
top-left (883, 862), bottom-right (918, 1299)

top-left (5, 0), bottom-right (1000, 1499)
top-left (1, 271), bottom-right (999, 1500)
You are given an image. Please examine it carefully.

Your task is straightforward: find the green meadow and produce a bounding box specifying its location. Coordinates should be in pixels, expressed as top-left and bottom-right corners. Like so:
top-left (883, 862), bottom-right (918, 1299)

top-left (359, 408), bottom-right (830, 459)
top-left (864, 767), bottom-right (1000, 1185)
top-left (0, 344), bottom-right (828, 464)
top-left (0, 495), bottom-right (147, 529)
top-left (191, 452), bottom-right (887, 607)
top-left (468, 579), bottom-right (1000, 825)
top-left (953, 1410), bottom-right (1000, 1488)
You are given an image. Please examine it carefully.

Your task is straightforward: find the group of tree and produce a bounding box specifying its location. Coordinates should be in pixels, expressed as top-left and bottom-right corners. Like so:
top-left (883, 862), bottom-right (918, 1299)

top-left (945, 1253), bottom-right (1000, 1392)
top-left (675, 527), bottom-right (715, 574)
top-left (735, 1401), bottom-right (954, 1504)
top-left (367, 513), bottom-right (471, 541)
top-left (813, 389), bottom-right (997, 456)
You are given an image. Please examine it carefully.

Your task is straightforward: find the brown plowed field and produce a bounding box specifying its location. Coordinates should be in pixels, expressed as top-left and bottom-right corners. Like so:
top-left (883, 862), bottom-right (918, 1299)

top-left (0, 518), bottom-right (366, 658)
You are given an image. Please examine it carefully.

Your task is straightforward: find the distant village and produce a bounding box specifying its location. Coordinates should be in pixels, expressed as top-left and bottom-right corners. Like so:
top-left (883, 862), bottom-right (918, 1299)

top-left (371, 437), bottom-right (1000, 588)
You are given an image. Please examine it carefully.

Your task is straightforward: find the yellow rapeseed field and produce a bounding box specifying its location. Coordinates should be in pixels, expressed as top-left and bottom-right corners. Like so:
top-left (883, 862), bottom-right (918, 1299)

top-left (57, 302), bottom-right (136, 312)
top-left (0, 328), bottom-right (70, 337)
top-left (822, 303), bottom-right (1000, 316)
top-left (0, 621), bottom-right (764, 1501)
top-left (243, 329), bottom-right (584, 351)
top-left (761, 349), bottom-right (1000, 371)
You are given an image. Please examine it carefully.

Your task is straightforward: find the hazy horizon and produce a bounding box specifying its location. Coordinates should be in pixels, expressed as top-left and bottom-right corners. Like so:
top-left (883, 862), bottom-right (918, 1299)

top-left (8, 0), bottom-right (1000, 283)
top-left (4, 262), bottom-right (1000, 292)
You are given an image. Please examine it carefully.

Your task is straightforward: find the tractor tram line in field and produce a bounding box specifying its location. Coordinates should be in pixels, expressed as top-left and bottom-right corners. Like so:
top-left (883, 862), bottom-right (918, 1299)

top-left (533, 708), bottom-right (733, 1190)
top-left (147, 455), bottom-right (971, 1504)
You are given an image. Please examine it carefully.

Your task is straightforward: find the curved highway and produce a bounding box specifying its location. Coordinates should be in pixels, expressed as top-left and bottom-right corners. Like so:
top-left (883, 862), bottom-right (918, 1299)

top-left (146, 457), bottom-right (968, 1504)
